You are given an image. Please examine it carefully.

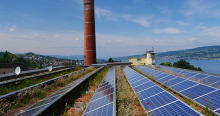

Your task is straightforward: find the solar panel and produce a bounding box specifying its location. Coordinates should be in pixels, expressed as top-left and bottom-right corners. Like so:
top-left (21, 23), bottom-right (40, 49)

top-left (149, 101), bottom-right (201, 116)
top-left (157, 75), bottom-right (177, 84)
top-left (137, 66), bottom-right (220, 115)
top-left (171, 80), bottom-right (198, 92)
top-left (83, 67), bottom-right (116, 116)
top-left (180, 84), bottom-right (217, 99)
top-left (160, 65), bottom-right (220, 87)
top-left (190, 74), bottom-right (209, 81)
top-left (194, 90), bottom-right (220, 110)
top-left (123, 66), bottom-right (202, 115)
top-left (17, 67), bottom-right (103, 116)
top-left (163, 76), bottom-right (185, 87)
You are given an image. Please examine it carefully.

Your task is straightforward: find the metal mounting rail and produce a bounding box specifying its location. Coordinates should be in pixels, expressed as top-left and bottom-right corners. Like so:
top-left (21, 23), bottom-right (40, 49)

top-left (0, 67), bottom-right (75, 87)
top-left (16, 67), bottom-right (103, 116)
top-left (0, 66), bottom-right (66, 82)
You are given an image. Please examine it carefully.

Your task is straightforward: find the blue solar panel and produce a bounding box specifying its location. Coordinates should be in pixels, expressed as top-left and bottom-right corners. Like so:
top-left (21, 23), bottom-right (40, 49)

top-left (137, 66), bottom-right (220, 115)
top-left (149, 101), bottom-right (201, 116)
top-left (190, 74), bottom-right (209, 81)
top-left (141, 92), bottom-right (177, 110)
top-left (83, 67), bottom-right (116, 116)
top-left (124, 66), bottom-right (202, 115)
top-left (204, 76), bottom-right (220, 85)
top-left (184, 72), bottom-right (198, 78)
top-left (160, 65), bottom-right (220, 87)
top-left (131, 78), bottom-right (149, 87)
top-left (155, 73), bottom-right (168, 80)
top-left (157, 75), bottom-right (177, 84)
top-left (134, 81), bottom-right (156, 92)
top-left (171, 80), bottom-right (198, 92)
top-left (84, 103), bottom-right (113, 116)
top-left (163, 76), bottom-right (185, 87)
top-left (139, 86), bottom-right (164, 101)
top-left (194, 90), bottom-right (220, 110)
top-left (180, 84), bottom-right (217, 99)
top-left (216, 110), bottom-right (220, 115)
top-left (211, 81), bottom-right (220, 88)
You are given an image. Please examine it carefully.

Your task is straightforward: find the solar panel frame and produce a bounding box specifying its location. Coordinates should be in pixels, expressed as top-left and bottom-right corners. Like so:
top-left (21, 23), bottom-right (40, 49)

top-left (137, 66), bottom-right (220, 115)
top-left (83, 66), bottom-right (116, 116)
top-left (123, 66), bottom-right (203, 116)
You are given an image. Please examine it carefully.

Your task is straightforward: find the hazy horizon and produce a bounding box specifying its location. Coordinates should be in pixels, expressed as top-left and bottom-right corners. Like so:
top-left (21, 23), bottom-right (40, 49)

top-left (1, 0), bottom-right (220, 57)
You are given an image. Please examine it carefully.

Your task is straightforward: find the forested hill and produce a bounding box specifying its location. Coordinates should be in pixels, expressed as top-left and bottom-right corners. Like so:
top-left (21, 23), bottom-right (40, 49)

top-left (156, 45), bottom-right (220, 60)
top-left (113, 45), bottom-right (220, 61)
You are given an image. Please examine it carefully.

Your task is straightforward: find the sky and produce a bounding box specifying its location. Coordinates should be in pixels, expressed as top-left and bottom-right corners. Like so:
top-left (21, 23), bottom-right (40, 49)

top-left (0, 0), bottom-right (220, 58)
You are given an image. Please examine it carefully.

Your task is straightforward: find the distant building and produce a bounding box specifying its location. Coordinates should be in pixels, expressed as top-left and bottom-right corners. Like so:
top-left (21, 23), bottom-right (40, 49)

top-left (129, 47), bottom-right (156, 65)
top-left (0, 63), bottom-right (28, 74)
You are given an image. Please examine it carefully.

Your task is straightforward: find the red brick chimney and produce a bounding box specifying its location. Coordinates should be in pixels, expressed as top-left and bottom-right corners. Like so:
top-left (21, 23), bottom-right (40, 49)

top-left (84, 0), bottom-right (96, 65)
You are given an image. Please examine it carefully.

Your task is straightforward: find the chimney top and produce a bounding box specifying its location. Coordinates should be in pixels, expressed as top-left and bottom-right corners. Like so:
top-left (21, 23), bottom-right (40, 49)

top-left (84, 0), bottom-right (94, 4)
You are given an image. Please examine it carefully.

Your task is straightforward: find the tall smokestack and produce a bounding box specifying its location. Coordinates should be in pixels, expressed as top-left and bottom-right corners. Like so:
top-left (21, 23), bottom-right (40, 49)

top-left (84, 0), bottom-right (96, 65)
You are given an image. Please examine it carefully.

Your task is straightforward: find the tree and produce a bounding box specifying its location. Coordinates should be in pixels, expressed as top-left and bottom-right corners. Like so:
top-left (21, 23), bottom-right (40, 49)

top-left (108, 58), bottom-right (115, 63)
top-left (197, 67), bottom-right (203, 71)
top-left (190, 65), bottom-right (196, 70)
top-left (0, 57), bottom-right (5, 63)
top-left (14, 56), bottom-right (27, 65)
top-left (173, 59), bottom-right (203, 71)
top-left (159, 62), bottom-right (165, 65)
top-left (173, 59), bottom-right (190, 69)
top-left (165, 62), bottom-right (172, 66)
top-left (3, 51), bottom-right (9, 58)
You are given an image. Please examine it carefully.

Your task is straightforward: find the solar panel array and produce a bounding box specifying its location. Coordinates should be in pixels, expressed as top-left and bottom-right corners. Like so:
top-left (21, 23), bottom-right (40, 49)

top-left (137, 65), bottom-right (220, 115)
top-left (83, 66), bottom-right (116, 116)
top-left (159, 65), bottom-right (220, 88)
top-left (17, 67), bottom-right (103, 116)
top-left (123, 66), bottom-right (202, 116)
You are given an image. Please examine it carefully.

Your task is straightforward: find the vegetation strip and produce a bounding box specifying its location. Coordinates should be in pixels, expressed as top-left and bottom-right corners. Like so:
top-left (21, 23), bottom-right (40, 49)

top-left (132, 66), bottom-right (215, 116)
top-left (116, 66), bottom-right (145, 116)
top-left (18, 67), bottom-right (103, 116)
top-left (0, 67), bottom-right (82, 95)
top-left (61, 67), bottom-right (109, 116)
top-left (31, 67), bottom-right (107, 116)
top-left (1, 67), bottom-right (95, 115)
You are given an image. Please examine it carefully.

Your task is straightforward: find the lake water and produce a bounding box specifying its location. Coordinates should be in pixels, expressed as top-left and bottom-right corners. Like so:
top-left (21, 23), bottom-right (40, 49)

top-left (156, 60), bottom-right (220, 75)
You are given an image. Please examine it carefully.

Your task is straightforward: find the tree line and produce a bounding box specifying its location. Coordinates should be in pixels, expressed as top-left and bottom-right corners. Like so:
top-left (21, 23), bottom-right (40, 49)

top-left (159, 59), bottom-right (203, 71)
top-left (0, 51), bottom-right (40, 68)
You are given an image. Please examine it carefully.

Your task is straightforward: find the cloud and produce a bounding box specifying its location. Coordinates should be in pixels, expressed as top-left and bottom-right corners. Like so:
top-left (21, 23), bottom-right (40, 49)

top-left (73, 15), bottom-right (83, 19)
top-left (0, 30), bottom-right (84, 55)
top-left (9, 25), bottom-right (16, 32)
top-left (152, 28), bottom-right (182, 34)
top-left (201, 27), bottom-right (220, 37)
top-left (182, 0), bottom-right (220, 17)
top-left (158, 7), bottom-right (172, 15)
top-left (131, 16), bottom-right (151, 27)
top-left (54, 35), bottom-right (60, 38)
top-left (73, 0), bottom-right (83, 5)
top-left (95, 7), bottom-right (117, 21)
top-left (95, 7), bottom-right (151, 27)
top-left (176, 21), bottom-right (190, 26)
top-left (189, 38), bottom-right (197, 41)
top-left (122, 15), bottom-right (151, 27)
top-left (75, 38), bottom-right (79, 41)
